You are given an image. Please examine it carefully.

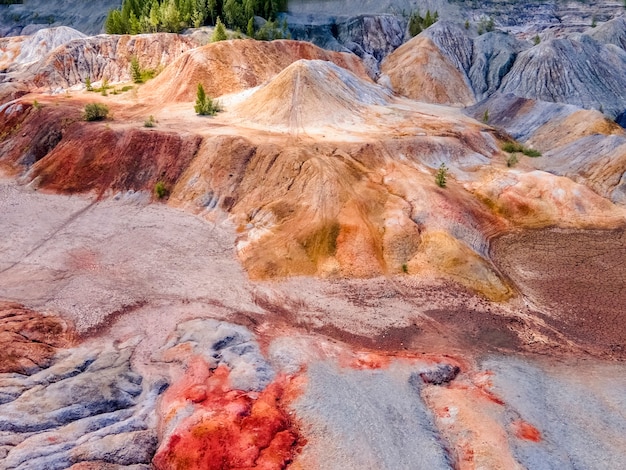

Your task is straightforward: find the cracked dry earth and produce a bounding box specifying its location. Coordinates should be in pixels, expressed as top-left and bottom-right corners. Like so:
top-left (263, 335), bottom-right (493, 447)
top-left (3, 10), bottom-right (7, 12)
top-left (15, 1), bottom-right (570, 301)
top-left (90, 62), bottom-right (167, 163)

top-left (1, 176), bottom-right (626, 469)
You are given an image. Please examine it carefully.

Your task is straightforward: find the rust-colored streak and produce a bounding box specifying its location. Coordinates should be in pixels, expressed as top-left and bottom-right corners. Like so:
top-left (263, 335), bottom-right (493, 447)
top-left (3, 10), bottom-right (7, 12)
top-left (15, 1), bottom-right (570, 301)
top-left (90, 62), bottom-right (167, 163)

top-left (153, 358), bottom-right (302, 470)
top-left (512, 420), bottom-right (542, 442)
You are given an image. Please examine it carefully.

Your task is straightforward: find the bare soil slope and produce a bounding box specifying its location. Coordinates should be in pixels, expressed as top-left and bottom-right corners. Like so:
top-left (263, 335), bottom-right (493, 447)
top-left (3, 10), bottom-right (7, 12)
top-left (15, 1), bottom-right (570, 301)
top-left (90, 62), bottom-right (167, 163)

top-left (141, 39), bottom-right (371, 102)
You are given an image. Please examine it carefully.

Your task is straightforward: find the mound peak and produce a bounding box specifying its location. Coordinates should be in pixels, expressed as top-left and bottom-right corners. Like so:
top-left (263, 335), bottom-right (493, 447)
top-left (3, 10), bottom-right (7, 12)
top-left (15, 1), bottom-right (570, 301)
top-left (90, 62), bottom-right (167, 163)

top-left (140, 39), bottom-right (370, 104)
top-left (232, 59), bottom-right (391, 130)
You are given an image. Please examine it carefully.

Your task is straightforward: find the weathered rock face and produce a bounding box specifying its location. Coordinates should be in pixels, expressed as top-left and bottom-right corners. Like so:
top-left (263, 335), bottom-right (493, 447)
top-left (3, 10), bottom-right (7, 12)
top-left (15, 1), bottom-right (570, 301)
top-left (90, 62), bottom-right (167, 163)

top-left (24, 32), bottom-right (197, 90)
top-left (0, 101), bottom-right (202, 195)
top-left (0, 302), bottom-right (73, 375)
top-left (0, 26), bottom-right (86, 70)
top-left (29, 123), bottom-right (203, 196)
top-left (0, 29), bottom-right (197, 104)
top-left (380, 21), bottom-right (529, 105)
top-left (289, 14), bottom-right (407, 76)
top-left (384, 18), bottom-right (626, 121)
top-left (0, 324), bottom-right (160, 469)
top-left (468, 31), bottom-right (528, 101)
top-left (538, 135), bottom-right (626, 205)
top-left (0, 0), bottom-right (120, 37)
top-left (499, 35), bottom-right (626, 119)
top-left (465, 92), bottom-right (622, 146)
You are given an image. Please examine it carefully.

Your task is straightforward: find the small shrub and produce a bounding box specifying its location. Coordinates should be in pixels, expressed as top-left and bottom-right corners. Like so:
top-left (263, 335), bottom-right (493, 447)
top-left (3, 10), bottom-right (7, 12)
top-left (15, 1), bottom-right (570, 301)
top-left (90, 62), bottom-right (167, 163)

top-left (144, 115), bottom-right (156, 127)
top-left (83, 103), bottom-right (109, 121)
top-left (32, 99), bottom-right (41, 110)
top-left (502, 141), bottom-right (541, 157)
top-left (464, 20), bottom-right (470, 30)
top-left (435, 163), bottom-right (448, 188)
top-left (194, 83), bottom-right (220, 116)
top-left (506, 153), bottom-right (518, 167)
top-left (533, 35), bottom-right (541, 45)
top-left (154, 181), bottom-right (168, 199)
top-left (140, 68), bottom-right (157, 82)
top-left (85, 76), bottom-right (93, 91)
top-left (482, 109), bottom-right (489, 123)
top-left (502, 141), bottom-right (523, 153)
top-left (402, 263), bottom-right (409, 274)
top-left (477, 16), bottom-right (495, 35)
top-left (523, 147), bottom-right (542, 157)
top-left (97, 76), bottom-right (110, 96)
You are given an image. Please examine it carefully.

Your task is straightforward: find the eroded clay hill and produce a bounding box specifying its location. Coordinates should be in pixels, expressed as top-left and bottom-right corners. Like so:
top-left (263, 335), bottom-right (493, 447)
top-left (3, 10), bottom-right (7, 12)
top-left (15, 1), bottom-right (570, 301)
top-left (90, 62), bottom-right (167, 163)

top-left (2, 20), bottom-right (626, 470)
top-left (140, 39), bottom-right (370, 103)
top-left (1, 35), bottom-right (624, 302)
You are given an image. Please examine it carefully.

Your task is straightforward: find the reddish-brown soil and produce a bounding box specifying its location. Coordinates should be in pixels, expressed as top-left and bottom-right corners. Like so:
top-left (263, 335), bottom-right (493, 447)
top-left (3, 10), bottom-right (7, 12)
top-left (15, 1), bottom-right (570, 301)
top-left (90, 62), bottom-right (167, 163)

top-left (491, 227), bottom-right (626, 358)
top-left (31, 124), bottom-right (201, 196)
top-left (0, 301), bottom-right (73, 374)
top-left (153, 358), bottom-right (301, 470)
top-left (0, 102), bottom-right (202, 196)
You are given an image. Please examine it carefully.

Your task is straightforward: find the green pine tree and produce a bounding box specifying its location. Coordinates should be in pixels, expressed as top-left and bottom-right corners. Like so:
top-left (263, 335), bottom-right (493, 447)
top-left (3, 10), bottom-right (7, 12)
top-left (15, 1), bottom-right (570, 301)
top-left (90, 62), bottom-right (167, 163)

top-left (212, 16), bottom-right (228, 41)
top-left (246, 16), bottom-right (255, 37)
top-left (435, 163), bottom-right (448, 188)
top-left (130, 56), bottom-right (142, 83)
top-left (194, 83), bottom-right (219, 115)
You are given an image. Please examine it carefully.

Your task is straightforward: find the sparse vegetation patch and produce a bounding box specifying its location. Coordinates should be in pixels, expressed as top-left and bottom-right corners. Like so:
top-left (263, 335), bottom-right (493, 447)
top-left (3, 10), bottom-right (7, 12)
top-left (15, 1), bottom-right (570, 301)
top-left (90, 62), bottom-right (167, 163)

top-left (154, 181), bottom-right (168, 199)
top-left (435, 163), bottom-right (448, 188)
top-left (144, 115), bottom-right (157, 127)
top-left (194, 83), bottom-right (220, 116)
top-left (408, 9), bottom-right (439, 37)
top-left (83, 103), bottom-right (109, 121)
top-left (502, 141), bottom-right (542, 157)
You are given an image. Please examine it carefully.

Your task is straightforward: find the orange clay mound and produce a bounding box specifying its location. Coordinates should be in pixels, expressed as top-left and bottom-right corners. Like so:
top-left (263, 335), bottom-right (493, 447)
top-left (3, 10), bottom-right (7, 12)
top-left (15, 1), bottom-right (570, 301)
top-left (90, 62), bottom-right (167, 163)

top-left (380, 35), bottom-right (475, 106)
top-left (231, 59), bottom-right (391, 130)
top-left (140, 39), bottom-right (370, 103)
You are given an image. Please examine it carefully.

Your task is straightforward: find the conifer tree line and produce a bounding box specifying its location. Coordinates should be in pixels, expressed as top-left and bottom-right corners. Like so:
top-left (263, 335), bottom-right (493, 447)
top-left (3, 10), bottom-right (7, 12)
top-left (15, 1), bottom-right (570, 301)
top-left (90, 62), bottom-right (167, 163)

top-left (105, 0), bottom-right (288, 35)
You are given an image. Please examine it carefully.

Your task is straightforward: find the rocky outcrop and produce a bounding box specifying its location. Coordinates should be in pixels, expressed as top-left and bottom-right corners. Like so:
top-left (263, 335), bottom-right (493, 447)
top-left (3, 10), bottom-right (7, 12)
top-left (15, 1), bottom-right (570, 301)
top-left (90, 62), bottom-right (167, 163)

top-left (499, 35), bottom-right (626, 119)
top-left (0, 336), bottom-right (161, 469)
top-left (465, 92), bottom-right (626, 206)
top-left (538, 134), bottom-right (626, 205)
top-left (469, 31), bottom-right (528, 100)
top-left (380, 22), bottom-right (529, 105)
top-left (587, 15), bottom-right (626, 50)
top-left (0, 0), bottom-right (120, 37)
top-left (26, 32), bottom-right (197, 90)
top-left (0, 101), bottom-right (202, 195)
top-left (0, 26), bottom-right (86, 71)
top-left (465, 92), bottom-right (622, 146)
top-left (288, 14), bottom-right (406, 76)
top-left (0, 30), bottom-right (197, 103)
top-left (0, 302), bottom-right (73, 375)
top-left (471, 170), bottom-right (624, 229)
